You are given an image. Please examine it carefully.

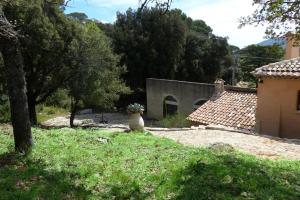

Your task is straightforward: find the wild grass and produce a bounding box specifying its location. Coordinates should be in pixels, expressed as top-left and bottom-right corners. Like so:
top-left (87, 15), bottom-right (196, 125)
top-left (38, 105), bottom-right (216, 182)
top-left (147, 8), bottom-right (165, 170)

top-left (160, 114), bottom-right (192, 128)
top-left (0, 128), bottom-right (300, 199)
top-left (36, 105), bottom-right (69, 123)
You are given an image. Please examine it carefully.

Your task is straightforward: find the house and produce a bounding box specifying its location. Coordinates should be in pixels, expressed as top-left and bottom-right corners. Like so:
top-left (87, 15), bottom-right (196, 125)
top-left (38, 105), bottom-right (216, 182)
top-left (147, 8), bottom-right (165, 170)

top-left (252, 34), bottom-right (300, 139)
top-left (187, 79), bottom-right (257, 131)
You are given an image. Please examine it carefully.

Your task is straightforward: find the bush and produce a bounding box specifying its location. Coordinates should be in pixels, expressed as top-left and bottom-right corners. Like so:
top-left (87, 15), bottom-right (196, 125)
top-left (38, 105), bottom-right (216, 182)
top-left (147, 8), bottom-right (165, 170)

top-left (160, 114), bottom-right (191, 128)
top-left (0, 95), bottom-right (10, 122)
top-left (45, 89), bottom-right (71, 109)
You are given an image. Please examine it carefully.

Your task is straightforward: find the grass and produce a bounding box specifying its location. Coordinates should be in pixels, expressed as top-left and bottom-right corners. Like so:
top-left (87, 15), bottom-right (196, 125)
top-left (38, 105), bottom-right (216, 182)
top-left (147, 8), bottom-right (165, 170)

top-left (1, 128), bottom-right (300, 199)
top-left (36, 105), bottom-right (69, 123)
top-left (160, 114), bottom-right (192, 128)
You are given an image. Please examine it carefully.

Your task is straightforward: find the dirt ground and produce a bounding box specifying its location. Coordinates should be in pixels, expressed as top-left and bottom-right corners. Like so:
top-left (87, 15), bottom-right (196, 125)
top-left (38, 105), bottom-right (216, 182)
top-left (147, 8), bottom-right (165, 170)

top-left (150, 129), bottom-right (300, 160)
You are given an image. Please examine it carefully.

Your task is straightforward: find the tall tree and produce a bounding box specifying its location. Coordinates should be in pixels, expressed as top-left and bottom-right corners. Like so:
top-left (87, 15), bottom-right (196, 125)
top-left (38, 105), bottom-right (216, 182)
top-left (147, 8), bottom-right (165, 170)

top-left (4, 0), bottom-right (80, 124)
top-left (239, 45), bottom-right (284, 82)
top-left (139, 0), bottom-right (172, 11)
top-left (0, 2), bottom-right (32, 153)
top-left (68, 23), bottom-right (130, 127)
top-left (240, 0), bottom-right (300, 40)
top-left (113, 7), bottom-right (186, 91)
top-left (66, 12), bottom-right (88, 21)
top-left (175, 11), bottom-right (232, 83)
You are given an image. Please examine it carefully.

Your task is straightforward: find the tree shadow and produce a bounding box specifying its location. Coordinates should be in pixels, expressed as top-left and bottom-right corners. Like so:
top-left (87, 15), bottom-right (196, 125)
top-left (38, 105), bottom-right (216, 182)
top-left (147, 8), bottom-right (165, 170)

top-left (170, 151), bottom-right (300, 200)
top-left (0, 152), bottom-right (92, 200)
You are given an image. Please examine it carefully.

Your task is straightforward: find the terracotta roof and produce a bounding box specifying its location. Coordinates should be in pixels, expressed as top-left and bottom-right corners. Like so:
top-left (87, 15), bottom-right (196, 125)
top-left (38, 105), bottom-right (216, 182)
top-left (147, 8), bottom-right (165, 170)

top-left (187, 91), bottom-right (257, 130)
top-left (252, 57), bottom-right (300, 78)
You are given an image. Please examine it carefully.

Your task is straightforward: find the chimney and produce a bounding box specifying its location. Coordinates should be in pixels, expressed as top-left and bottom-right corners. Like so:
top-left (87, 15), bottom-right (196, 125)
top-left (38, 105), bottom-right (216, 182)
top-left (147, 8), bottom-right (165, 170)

top-left (285, 32), bottom-right (299, 60)
top-left (214, 79), bottom-right (225, 97)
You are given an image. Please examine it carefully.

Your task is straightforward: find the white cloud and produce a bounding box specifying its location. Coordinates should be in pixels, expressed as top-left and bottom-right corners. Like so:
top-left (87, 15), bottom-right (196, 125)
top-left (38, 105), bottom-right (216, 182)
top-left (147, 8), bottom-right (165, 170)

top-left (174, 0), bottom-right (267, 47)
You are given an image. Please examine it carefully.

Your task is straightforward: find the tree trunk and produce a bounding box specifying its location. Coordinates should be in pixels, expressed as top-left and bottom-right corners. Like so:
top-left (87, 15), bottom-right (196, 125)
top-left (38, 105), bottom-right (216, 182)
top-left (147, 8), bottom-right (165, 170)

top-left (0, 11), bottom-right (33, 154)
top-left (70, 99), bottom-right (78, 128)
top-left (28, 96), bottom-right (37, 125)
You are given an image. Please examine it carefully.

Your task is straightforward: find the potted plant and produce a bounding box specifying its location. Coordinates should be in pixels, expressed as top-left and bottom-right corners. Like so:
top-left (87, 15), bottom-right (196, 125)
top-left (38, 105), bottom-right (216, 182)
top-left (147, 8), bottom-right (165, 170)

top-left (127, 103), bottom-right (145, 131)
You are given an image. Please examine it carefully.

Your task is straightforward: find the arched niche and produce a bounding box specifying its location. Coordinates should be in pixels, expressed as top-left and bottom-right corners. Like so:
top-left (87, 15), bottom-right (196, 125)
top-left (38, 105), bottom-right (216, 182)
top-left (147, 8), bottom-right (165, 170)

top-left (163, 95), bottom-right (178, 117)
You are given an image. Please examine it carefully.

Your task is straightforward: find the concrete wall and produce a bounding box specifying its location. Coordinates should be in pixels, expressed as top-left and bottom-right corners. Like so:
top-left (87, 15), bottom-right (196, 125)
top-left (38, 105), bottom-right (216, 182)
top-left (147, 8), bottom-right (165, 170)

top-left (146, 78), bottom-right (215, 119)
top-left (257, 78), bottom-right (300, 139)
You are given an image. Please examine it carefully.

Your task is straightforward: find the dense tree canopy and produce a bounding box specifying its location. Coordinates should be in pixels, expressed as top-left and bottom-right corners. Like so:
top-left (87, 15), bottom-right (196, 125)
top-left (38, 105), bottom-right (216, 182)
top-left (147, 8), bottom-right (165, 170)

top-left (113, 7), bottom-right (187, 91)
top-left (240, 0), bottom-right (300, 39)
top-left (113, 7), bottom-right (232, 93)
top-left (239, 44), bottom-right (284, 82)
top-left (3, 0), bottom-right (80, 124)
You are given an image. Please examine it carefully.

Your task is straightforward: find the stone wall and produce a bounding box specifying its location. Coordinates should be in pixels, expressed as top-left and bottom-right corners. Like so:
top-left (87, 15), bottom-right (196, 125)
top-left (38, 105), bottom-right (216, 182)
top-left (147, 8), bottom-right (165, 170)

top-left (146, 78), bottom-right (215, 119)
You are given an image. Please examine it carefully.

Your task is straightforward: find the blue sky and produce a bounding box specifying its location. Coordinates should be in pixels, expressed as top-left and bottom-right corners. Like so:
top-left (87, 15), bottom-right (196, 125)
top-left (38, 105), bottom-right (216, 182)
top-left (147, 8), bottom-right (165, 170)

top-left (65, 0), bottom-right (267, 48)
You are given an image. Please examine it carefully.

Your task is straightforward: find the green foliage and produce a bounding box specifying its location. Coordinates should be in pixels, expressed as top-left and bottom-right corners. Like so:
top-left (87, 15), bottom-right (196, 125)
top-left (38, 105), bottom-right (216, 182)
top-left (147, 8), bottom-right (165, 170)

top-left (113, 7), bottom-right (232, 95)
top-left (239, 45), bottom-right (284, 82)
top-left (1, 128), bottom-right (300, 199)
top-left (127, 103), bottom-right (144, 113)
top-left (160, 113), bottom-right (191, 128)
top-left (44, 89), bottom-right (71, 109)
top-left (0, 55), bottom-right (9, 122)
top-left (66, 12), bottom-right (88, 21)
top-left (240, 1), bottom-right (300, 39)
top-left (176, 30), bottom-right (232, 83)
top-left (68, 22), bottom-right (130, 111)
top-left (0, 95), bottom-right (10, 122)
top-left (3, 0), bottom-right (82, 123)
top-left (113, 7), bottom-right (187, 91)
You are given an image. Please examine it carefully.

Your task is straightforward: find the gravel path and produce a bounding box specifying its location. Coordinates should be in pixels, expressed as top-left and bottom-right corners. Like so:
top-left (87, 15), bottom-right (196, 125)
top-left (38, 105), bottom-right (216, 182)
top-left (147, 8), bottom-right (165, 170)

top-left (150, 129), bottom-right (300, 160)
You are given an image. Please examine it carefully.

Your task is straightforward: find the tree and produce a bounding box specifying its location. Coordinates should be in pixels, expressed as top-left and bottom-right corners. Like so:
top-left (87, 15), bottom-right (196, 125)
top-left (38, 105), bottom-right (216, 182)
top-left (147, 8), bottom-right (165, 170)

top-left (67, 12), bottom-right (88, 21)
top-left (0, 2), bottom-right (32, 153)
top-left (68, 23), bottom-right (130, 127)
top-left (240, 1), bottom-right (300, 39)
top-left (113, 7), bottom-right (186, 91)
top-left (4, 0), bottom-right (81, 124)
top-left (239, 45), bottom-right (284, 82)
top-left (174, 11), bottom-right (232, 83)
top-left (139, 0), bottom-right (172, 11)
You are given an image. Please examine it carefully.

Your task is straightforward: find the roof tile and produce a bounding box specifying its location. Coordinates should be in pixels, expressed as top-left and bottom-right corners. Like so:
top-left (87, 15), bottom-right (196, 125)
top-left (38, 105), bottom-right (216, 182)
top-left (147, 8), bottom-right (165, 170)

top-left (187, 91), bottom-right (257, 130)
top-left (252, 57), bottom-right (300, 78)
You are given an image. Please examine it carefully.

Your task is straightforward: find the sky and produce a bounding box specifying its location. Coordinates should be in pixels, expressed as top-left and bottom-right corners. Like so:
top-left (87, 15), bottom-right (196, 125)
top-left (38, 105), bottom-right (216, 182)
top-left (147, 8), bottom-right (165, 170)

top-left (65, 0), bottom-right (267, 48)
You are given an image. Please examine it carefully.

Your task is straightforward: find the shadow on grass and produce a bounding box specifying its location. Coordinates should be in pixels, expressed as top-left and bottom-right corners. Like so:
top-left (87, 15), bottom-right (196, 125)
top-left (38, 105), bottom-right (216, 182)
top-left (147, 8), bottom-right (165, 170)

top-left (170, 152), bottom-right (300, 200)
top-left (0, 152), bottom-right (92, 200)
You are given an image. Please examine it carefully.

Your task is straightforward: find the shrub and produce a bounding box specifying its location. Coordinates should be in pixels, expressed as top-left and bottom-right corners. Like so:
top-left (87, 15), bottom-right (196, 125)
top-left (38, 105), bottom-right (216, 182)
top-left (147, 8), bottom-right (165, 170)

top-left (0, 95), bottom-right (10, 122)
top-left (127, 103), bottom-right (144, 114)
top-left (160, 113), bottom-right (191, 128)
top-left (45, 89), bottom-right (71, 109)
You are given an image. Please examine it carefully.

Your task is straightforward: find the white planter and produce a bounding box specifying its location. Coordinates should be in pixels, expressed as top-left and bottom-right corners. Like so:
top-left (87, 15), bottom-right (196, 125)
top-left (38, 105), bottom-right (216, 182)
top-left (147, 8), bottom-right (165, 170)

top-left (129, 113), bottom-right (144, 131)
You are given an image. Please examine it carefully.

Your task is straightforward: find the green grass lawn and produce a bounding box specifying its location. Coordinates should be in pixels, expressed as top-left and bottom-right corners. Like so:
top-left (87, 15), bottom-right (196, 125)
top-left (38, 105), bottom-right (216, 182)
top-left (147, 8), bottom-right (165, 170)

top-left (1, 128), bottom-right (300, 199)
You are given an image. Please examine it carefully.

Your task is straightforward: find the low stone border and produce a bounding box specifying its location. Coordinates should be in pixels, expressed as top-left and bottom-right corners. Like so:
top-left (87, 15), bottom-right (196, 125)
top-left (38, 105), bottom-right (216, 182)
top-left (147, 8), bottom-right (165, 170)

top-left (205, 124), bottom-right (255, 135)
top-left (145, 126), bottom-right (205, 132)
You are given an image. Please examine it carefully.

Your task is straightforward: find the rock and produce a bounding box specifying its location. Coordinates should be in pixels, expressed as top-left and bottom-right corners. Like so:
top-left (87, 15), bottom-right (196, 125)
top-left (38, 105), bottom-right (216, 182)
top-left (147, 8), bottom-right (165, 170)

top-left (208, 142), bottom-right (235, 153)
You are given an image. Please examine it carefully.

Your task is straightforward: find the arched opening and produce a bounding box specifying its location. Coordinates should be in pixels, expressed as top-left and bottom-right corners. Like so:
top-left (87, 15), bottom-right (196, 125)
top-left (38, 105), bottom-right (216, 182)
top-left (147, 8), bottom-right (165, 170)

top-left (163, 95), bottom-right (178, 117)
top-left (193, 99), bottom-right (207, 110)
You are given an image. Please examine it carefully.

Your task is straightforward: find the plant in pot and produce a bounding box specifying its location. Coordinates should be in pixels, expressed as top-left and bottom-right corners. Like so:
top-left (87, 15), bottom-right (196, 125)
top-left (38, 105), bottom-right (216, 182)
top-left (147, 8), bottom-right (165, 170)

top-left (127, 103), bottom-right (145, 131)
